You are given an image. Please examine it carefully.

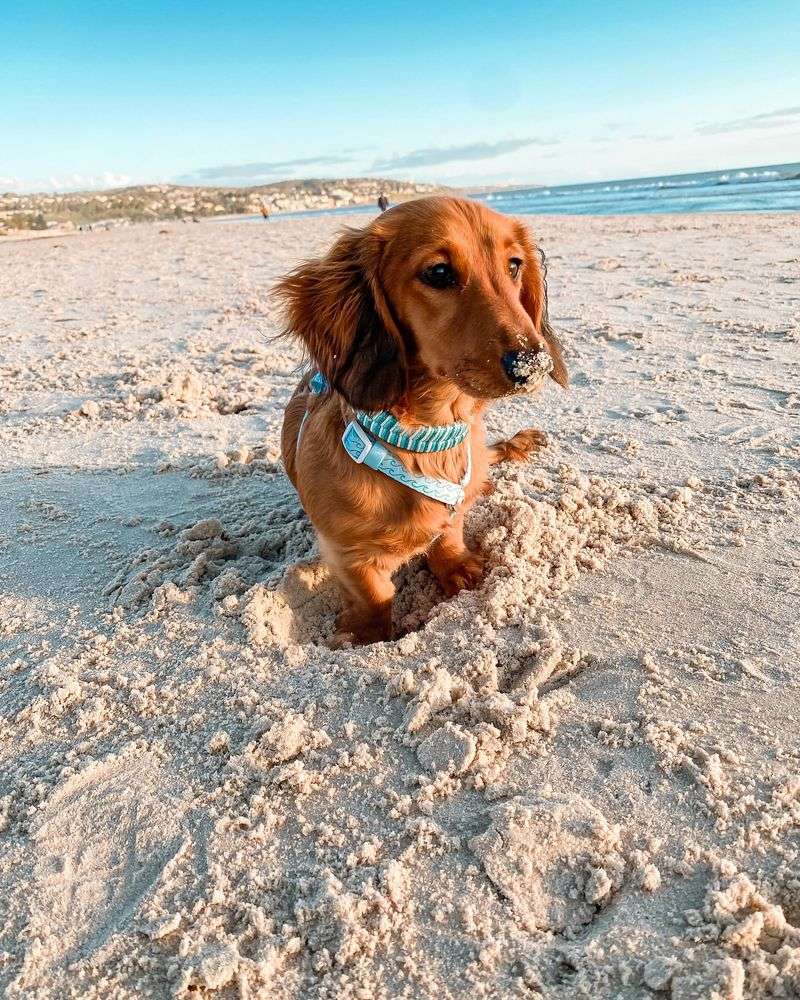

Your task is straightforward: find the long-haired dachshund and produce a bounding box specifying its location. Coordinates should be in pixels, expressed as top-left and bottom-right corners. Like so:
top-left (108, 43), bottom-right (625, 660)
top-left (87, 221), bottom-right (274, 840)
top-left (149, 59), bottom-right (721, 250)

top-left (276, 196), bottom-right (567, 647)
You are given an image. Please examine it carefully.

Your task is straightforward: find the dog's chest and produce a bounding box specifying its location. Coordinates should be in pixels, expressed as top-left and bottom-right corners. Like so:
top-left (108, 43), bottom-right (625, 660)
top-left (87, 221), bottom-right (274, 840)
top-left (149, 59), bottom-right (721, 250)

top-left (394, 495), bottom-right (461, 550)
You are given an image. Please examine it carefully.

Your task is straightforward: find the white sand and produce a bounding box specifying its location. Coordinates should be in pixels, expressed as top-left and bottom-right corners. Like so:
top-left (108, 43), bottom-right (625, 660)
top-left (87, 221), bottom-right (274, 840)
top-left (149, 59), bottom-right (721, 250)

top-left (1, 211), bottom-right (799, 999)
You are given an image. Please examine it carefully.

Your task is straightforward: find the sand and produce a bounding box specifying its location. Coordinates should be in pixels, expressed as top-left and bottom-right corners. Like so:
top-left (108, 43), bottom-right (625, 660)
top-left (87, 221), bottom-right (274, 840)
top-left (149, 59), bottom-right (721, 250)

top-left (1, 210), bottom-right (799, 999)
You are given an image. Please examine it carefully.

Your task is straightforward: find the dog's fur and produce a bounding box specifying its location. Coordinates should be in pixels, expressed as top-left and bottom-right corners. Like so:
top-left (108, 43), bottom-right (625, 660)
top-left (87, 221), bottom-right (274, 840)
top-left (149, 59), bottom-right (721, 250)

top-left (276, 196), bottom-right (566, 646)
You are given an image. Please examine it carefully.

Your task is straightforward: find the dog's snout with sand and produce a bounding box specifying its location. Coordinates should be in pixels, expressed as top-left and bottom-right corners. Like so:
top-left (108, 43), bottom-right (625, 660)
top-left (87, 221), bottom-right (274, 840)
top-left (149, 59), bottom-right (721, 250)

top-left (502, 346), bottom-right (554, 387)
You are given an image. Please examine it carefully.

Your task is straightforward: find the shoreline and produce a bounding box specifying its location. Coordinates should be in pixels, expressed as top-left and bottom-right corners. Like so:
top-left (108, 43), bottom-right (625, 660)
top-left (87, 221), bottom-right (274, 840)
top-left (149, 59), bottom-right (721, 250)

top-left (3, 160), bottom-right (798, 235)
top-left (4, 205), bottom-right (800, 244)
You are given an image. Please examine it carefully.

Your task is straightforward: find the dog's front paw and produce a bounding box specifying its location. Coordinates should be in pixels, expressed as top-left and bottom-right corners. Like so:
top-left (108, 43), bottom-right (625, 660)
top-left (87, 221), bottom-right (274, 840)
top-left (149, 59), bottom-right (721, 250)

top-left (436, 550), bottom-right (485, 597)
top-left (327, 626), bottom-right (390, 648)
top-left (325, 630), bottom-right (356, 650)
top-left (329, 608), bottom-right (392, 648)
top-left (502, 428), bottom-right (548, 462)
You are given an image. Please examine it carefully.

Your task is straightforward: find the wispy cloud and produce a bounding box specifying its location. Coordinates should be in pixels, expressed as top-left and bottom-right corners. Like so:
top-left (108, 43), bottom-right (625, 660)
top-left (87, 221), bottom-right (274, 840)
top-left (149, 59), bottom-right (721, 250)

top-left (629, 132), bottom-right (673, 142)
top-left (176, 155), bottom-right (355, 185)
top-left (371, 138), bottom-right (556, 172)
top-left (696, 105), bottom-right (800, 135)
top-left (590, 129), bottom-right (672, 145)
top-left (1, 171), bottom-right (132, 194)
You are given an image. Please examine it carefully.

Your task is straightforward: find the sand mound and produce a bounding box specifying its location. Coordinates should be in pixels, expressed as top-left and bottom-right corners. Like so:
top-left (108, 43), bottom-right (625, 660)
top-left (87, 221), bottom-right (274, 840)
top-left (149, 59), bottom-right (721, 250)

top-left (469, 793), bottom-right (624, 933)
top-left (667, 867), bottom-right (800, 999)
top-left (109, 459), bottom-right (697, 652)
top-left (100, 459), bottom-right (701, 813)
top-left (105, 478), bottom-right (318, 615)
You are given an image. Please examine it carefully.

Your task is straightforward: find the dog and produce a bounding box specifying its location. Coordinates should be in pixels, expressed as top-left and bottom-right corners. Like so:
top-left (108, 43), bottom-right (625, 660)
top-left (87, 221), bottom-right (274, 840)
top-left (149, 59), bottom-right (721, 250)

top-left (276, 196), bottom-right (567, 646)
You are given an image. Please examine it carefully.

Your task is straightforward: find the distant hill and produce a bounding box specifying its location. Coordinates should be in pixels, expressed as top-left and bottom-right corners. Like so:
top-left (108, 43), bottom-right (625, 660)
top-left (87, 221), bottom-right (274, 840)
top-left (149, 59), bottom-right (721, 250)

top-left (0, 178), bottom-right (450, 232)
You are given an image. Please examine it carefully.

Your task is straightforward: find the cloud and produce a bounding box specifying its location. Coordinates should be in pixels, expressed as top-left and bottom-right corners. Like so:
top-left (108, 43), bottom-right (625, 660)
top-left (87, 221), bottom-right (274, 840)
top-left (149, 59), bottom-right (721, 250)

top-left (176, 155), bottom-right (355, 185)
top-left (2, 172), bottom-right (132, 194)
top-left (590, 129), bottom-right (673, 145)
top-left (696, 105), bottom-right (800, 135)
top-left (629, 133), bottom-right (674, 142)
top-left (371, 138), bottom-right (556, 172)
top-left (181, 141), bottom-right (559, 185)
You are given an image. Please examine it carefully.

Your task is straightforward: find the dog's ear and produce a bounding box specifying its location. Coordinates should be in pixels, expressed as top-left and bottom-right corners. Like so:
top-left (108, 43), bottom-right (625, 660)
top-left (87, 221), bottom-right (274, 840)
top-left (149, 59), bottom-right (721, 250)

top-left (274, 226), bottom-right (408, 410)
top-left (517, 229), bottom-right (568, 388)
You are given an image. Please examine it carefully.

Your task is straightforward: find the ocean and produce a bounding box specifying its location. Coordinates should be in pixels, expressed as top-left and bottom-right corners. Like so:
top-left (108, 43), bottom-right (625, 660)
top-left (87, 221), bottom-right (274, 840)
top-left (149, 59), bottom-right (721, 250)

top-left (240, 161), bottom-right (800, 221)
top-left (476, 161), bottom-right (800, 216)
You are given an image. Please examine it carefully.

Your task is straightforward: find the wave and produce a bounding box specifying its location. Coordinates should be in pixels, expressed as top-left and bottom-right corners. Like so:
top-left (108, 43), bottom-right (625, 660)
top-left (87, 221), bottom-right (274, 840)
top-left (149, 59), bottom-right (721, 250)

top-left (479, 164), bottom-right (800, 206)
top-left (472, 164), bottom-right (800, 216)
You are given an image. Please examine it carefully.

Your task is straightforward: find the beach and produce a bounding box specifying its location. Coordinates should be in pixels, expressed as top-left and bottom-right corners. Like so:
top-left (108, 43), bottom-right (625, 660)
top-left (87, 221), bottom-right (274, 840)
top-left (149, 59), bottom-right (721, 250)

top-left (1, 210), bottom-right (799, 998)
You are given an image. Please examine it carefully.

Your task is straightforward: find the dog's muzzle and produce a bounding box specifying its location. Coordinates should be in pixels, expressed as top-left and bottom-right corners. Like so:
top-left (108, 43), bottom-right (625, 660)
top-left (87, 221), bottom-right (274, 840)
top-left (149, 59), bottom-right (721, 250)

top-left (502, 349), bottom-right (553, 386)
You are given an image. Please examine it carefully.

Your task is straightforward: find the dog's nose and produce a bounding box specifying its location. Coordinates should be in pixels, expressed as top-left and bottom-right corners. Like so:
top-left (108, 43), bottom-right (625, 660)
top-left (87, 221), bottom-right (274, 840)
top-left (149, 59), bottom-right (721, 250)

top-left (502, 349), bottom-right (553, 385)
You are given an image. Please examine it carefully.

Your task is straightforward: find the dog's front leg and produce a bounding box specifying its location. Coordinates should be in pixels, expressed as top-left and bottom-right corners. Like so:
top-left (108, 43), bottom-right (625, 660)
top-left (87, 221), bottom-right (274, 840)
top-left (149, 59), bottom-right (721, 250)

top-left (329, 560), bottom-right (395, 648)
top-left (427, 514), bottom-right (485, 597)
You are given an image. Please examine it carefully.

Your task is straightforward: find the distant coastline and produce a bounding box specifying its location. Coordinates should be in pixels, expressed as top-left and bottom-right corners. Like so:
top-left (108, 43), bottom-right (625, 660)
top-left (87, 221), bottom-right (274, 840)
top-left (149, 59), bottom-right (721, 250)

top-left (3, 161), bottom-right (799, 235)
top-left (0, 178), bottom-right (447, 235)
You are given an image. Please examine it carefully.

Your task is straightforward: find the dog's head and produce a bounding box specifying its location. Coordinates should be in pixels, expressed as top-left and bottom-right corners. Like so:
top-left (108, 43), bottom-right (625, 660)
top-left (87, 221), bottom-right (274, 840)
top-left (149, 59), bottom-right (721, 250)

top-left (275, 196), bottom-right (567, 410)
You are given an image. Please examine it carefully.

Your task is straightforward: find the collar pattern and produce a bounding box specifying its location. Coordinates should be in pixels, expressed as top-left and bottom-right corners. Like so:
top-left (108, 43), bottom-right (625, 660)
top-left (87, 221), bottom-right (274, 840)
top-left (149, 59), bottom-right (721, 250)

top-left (308, 371), bottom-right (469, 453)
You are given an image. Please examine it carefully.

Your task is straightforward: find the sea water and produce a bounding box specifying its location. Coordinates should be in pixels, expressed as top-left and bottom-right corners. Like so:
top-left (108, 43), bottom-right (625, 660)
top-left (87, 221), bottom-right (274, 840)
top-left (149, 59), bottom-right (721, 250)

top-left (476, 162), bottom-right (800, 216)
top-left (231, 161), bottom-right (800, 221)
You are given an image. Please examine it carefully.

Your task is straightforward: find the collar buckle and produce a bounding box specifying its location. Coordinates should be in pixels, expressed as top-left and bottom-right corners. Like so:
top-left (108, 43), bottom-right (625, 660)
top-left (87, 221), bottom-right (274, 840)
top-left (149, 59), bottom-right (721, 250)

top-left (342, 420), bottom-right (375, 464)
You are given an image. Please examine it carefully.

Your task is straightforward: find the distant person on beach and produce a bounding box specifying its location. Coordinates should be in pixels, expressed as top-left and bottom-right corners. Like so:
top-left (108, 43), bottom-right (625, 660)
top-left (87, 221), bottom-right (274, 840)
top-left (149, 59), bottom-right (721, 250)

top-left (377, 193), bottom-right (389, 212)
top-left (260, 201), bottom-right (270, 222)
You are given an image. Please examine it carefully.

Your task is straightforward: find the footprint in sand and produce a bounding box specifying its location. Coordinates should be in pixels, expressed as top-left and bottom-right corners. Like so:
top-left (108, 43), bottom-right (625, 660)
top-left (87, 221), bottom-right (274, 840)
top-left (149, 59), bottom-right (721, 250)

top-left (12, 750), bottom-right (189, 992)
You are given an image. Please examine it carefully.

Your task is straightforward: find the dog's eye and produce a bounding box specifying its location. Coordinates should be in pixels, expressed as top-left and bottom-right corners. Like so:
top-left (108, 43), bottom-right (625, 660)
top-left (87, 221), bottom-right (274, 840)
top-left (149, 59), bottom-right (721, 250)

top-left (508, 258), bottom-right (523, 280)
top-left (420, 262), bottom-right (457, 290)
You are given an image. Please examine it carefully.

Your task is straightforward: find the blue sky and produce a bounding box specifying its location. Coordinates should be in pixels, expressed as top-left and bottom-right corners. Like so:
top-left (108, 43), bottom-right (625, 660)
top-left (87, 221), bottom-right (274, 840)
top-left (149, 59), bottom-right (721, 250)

top-left (2, 0), bottom-right (799, 192)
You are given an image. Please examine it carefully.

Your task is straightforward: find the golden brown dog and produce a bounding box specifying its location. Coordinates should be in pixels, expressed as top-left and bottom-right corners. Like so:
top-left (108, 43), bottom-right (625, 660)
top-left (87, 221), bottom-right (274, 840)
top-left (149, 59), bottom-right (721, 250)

top-left (276, 196), bottom-right (566, 646)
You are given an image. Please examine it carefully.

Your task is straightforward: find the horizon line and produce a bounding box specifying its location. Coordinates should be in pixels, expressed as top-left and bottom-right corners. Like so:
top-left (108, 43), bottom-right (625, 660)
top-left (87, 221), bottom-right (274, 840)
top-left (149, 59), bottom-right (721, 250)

top-left (4, 157), bottom-right (799, 199)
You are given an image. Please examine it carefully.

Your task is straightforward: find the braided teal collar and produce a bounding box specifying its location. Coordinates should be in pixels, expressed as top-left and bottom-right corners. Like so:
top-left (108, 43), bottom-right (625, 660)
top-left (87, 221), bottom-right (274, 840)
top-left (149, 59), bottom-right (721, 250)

top-left (355, 409), bottom-right (468, 452)
top-left (308, 371), bottom-right (469, 453)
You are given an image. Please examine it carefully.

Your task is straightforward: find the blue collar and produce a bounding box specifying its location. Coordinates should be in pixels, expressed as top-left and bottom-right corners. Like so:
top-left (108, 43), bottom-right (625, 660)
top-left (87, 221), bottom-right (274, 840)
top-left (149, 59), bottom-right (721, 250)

top-left (341, 420), bottom-right (470, 508)
top-left (355, 409), bottom-right (469, 452)
top-left (302, 371), bottom-right (471, 509)
top-left (308, 372), bottom-right (468, 453)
